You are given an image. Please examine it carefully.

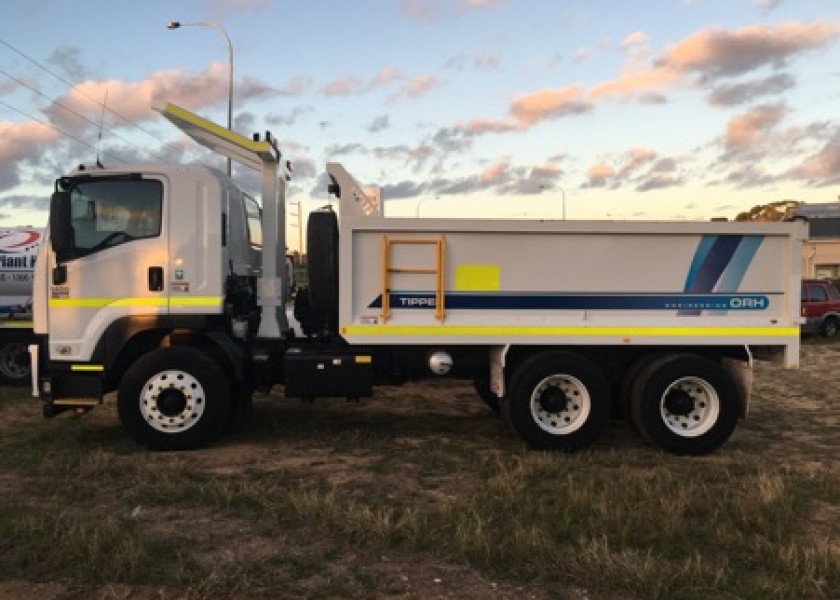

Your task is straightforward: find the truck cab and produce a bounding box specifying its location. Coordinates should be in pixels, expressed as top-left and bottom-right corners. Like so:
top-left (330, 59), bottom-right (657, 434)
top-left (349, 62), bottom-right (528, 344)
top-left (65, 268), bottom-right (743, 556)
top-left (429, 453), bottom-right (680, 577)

top-left (34, 164), bottom-right (263, 416)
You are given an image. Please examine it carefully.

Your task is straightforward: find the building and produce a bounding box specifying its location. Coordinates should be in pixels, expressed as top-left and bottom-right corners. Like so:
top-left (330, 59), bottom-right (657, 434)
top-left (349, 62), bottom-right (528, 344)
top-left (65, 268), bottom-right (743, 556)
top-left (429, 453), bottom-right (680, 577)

top-left (794, 202), bottom-right (840, 279)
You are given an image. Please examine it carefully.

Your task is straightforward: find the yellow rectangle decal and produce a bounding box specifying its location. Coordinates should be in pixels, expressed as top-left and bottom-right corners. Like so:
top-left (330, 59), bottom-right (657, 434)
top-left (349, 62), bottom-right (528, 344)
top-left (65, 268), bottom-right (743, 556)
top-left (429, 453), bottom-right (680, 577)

top-left (355, 355), bottom-right (373, 364)
top-left (454, 264), bottom-right (500, 292)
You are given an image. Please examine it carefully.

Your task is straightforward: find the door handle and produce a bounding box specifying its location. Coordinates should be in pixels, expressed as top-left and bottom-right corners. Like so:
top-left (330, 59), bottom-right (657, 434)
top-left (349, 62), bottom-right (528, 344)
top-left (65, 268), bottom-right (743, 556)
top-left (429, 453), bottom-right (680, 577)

top-left (148, 266), bottom-right (164, 292)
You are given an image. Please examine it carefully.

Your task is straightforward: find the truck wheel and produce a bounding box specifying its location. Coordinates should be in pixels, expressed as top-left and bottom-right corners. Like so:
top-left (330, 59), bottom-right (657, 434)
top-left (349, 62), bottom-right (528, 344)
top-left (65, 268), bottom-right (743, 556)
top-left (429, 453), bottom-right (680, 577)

top-left (117, 347), bottom-right (231, 450)
top-left (629, 354), bottom-right (738, 455)
top-left (506, 352), bottom-right (610, 451)
top-left (821, 317), bottom-right (839, 339)
top-left (0, 342), bottom-right (31, 385)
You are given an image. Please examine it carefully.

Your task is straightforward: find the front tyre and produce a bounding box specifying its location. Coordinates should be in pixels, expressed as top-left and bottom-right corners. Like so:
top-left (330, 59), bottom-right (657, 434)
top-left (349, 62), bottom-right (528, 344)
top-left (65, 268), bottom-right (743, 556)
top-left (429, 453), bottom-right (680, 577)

top-left (118, 347), bottom-right (231, 450)
top-left (506, 352), bottom-right (610, 451)
top-left (0, 342), bottom-right (31, 385)
top-left (630, 354), bottom-right (739, 455)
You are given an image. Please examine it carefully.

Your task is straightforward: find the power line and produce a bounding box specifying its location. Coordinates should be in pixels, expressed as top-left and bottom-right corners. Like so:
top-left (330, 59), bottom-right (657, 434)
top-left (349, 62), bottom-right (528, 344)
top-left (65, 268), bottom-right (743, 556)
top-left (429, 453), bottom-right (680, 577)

top-left (0, 67), bottom-right (165, 162)
top-left (0, 37), bottom-right (163, 146)
top-left (0, 99), bottom-right (128, 166)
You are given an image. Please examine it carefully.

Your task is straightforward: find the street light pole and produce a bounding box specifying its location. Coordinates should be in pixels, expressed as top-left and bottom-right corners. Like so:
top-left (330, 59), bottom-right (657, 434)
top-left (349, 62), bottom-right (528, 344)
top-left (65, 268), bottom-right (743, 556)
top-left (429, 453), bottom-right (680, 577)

top-left (166, 20), bottom-right (233, 176)
top-left (539, 184), bottom-right (566, 220)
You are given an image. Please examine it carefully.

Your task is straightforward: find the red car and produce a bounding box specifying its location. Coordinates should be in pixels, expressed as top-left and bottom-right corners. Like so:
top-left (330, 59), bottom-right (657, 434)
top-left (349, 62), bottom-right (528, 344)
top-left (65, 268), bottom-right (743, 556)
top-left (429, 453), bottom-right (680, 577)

top-left (801, 279), bottom-right (840, 338)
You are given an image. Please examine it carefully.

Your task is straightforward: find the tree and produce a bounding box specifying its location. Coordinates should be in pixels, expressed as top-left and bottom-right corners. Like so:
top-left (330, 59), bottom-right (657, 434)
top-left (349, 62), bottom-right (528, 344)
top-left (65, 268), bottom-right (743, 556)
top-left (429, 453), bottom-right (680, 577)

top-left (734, 200), bottom-right (801, 222)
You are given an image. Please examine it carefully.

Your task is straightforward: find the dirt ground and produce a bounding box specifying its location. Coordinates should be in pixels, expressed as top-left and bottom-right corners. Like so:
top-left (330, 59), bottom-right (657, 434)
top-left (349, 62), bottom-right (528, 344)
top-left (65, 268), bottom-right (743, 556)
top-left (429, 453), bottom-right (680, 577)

top-left (0, 337), bottom-right (838, 599)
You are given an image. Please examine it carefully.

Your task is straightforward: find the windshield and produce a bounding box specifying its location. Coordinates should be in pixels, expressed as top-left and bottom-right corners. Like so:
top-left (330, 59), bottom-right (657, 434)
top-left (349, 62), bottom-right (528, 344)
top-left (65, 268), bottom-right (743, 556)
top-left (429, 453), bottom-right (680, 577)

top-left (67, 178), bottom-right (162, 256)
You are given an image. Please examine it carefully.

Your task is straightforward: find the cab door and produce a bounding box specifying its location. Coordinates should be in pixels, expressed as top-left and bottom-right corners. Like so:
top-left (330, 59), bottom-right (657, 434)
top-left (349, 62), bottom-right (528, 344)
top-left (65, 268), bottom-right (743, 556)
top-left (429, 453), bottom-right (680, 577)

top-left (47, 175), bottom-right (169, 364)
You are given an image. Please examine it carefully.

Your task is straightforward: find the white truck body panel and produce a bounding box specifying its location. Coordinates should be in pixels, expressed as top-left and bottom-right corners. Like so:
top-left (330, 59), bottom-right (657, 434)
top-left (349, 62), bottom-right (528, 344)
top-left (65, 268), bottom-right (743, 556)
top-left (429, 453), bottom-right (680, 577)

top-left (0, 228), bottom-right (43, 309)
top-left (37, 166), bottom-right (229, 362)
top-left (338, 217), bottom-right (804, 367)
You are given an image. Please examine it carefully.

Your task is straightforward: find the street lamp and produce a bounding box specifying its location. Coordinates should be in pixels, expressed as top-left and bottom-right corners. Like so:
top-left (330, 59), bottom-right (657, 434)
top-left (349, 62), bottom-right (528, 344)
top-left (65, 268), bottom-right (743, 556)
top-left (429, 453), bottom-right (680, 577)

top-left (166, 20), bottom-right (233, 176)
top-left (539, 184), bottom-right (566, 220)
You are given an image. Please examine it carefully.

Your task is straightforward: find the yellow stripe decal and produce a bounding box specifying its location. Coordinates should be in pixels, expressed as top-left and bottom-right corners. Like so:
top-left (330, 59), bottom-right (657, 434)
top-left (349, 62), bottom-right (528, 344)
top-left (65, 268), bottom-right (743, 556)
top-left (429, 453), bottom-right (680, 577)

top-left (0, 321), bottom-right (33, 329)
top-left (163, 103), bottom-right (274, 153)
top-left (170, 297), bottom-right (223, 308)
top-left (71, 364), bottom-right (104, 372)
top-left (49, 297), bottom-right (221, 309)
top-left (342, 325), bottom-right (800, 338)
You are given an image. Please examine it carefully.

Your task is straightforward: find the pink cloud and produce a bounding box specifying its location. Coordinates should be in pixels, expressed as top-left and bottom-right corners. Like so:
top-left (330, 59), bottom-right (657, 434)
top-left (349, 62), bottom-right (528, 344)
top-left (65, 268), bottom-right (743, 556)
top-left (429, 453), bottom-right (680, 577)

top-left (389, 75), bottom-right (438, 102)
top-left (662, 21), bottom-right (840, 77)
top-left (725, 104), bottom-right (786, 149)
top-left (619, 148), bottom-right (657, 175)
top-left (509, 85), bottom-right (591, 127)
top-left (481, 160), bottom-right (509, 184)
top-left (0, 120), bottom-right (58, 162)
top-left (587, 163), bottom-right (616, 185)
top-left (370, 66), bottom-right (403, 88)
top-left (322, 76), bottom-right (364, 96)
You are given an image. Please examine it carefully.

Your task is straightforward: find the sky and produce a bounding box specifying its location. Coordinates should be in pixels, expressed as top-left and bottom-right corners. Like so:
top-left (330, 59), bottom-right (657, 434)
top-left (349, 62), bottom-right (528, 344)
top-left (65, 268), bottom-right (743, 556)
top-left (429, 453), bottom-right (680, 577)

top-left (1, 0), bottom-right (839, 245)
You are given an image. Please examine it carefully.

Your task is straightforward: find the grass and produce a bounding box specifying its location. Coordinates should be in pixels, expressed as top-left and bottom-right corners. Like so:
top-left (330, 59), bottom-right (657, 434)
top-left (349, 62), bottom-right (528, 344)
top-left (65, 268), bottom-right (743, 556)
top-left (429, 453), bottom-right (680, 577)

top-left (0, 341), bottom-right (838, 598)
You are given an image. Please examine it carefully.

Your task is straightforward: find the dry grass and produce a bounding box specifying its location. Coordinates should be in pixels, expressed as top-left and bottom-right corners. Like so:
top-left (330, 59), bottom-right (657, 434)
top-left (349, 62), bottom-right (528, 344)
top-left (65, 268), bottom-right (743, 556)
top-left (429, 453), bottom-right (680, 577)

top-left (0, 340), bottom-right (838, 598)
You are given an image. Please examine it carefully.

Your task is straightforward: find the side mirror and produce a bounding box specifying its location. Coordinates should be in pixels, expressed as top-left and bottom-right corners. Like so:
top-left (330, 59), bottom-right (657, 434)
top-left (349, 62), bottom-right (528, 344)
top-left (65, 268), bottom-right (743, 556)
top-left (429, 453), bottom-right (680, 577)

top-left (49, 191), bottom-right (73, 262)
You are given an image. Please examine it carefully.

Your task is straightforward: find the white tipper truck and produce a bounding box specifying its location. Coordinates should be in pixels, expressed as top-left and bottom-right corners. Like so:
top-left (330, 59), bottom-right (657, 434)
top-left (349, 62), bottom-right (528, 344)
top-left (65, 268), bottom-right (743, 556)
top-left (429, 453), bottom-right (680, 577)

top-left (30, 103), bottom-right (805, 454)
top-left (0, 227), bottom-right (43, 384)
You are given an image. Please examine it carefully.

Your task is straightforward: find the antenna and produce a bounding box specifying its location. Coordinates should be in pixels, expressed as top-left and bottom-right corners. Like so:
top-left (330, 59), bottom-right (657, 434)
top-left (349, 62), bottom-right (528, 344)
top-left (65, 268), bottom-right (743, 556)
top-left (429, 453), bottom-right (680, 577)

top-left (95, 90), bottom-right (108, 168)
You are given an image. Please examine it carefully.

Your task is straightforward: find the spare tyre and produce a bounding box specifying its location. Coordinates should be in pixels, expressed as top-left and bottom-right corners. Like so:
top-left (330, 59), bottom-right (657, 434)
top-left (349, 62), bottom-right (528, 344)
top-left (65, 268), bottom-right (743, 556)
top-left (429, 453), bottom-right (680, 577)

top-left (306, 207), bottom-right (339, 318)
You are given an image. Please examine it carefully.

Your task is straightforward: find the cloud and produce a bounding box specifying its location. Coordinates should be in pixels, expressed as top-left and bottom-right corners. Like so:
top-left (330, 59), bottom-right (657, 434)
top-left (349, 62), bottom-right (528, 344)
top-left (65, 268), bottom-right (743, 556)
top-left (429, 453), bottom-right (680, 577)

top-left (585, 163), bottom-right (616, 187)
top-left (786, 129), bottom-right (840, 185)
top-left (370, 66), bottom-right (402, 88)
top-left (0, 121), bottom-right (59, 191)
top-left (707, 72), bottom-right (795, 106)
top-left (46, 45), bottom-right (94, 81)
top-left (278, 76), bottom-right (314, 96)
top-left (366, 114), bottom-right (391, 133)
top-left (724, 104), bottom-right (786, 150)
top-left (445, 52), bottom-right (502, 71)
top-left (388, 75), bottom-right (439, 103)
top-left (322, 76), bottom-right (363, 97)
top-left (509, 85), bottom-right (592, 127)
top-left (661, 21), bottom-right (840, 79)
top-left (401, 0), bottom-right (504, 22)
top-left (266, 106), bottom-right (313, 127)
top-left (590, 21), bottom-right (840, 100)
top-left (753, 0), bottom-right (786, 13)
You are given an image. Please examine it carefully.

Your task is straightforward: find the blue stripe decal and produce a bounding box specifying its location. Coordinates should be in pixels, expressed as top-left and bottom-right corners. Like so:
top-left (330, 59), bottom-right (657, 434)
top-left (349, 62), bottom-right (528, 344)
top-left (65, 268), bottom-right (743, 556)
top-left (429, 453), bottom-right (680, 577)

top-left (370, 292), bottom-right (772, 311)
top-left (717, 236), bottom-right (763, 293)
top-left (683, 235), bottom-right (717, 291)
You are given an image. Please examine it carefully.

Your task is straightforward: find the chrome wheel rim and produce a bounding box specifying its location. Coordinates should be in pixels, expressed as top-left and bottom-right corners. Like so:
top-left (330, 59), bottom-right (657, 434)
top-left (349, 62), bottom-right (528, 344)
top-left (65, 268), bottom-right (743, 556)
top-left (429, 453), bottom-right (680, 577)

top-left (530, 374), bottom-right (591, 435)
top-left (140, 369), bottom-right (205, 433)
top-left (659, 376), bottom-right (719, 437)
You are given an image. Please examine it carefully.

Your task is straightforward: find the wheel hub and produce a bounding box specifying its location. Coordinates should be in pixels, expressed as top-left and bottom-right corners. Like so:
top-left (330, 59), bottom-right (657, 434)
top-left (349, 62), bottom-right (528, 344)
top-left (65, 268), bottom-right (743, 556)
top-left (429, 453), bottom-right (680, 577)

top-left (156, 388), bottom-right (188, 417)
top-left (539, 387), bottom-right (569, 413)
top-left (663, 389), bottom-right (695, 416)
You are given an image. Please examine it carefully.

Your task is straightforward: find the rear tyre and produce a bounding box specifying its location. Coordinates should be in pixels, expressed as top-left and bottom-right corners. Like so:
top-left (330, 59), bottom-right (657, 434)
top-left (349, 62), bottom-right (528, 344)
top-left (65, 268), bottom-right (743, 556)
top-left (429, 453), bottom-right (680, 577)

top-left (821, 317), bottom-right (839, 339)
top-left (0, 342), bottom-right (31, 385)
top-left (506, 352), bottom-right (610, 451)
top-left (629, 354), bottom-right (739, 455)
top-left (118, 347), bottom-right (231, 450)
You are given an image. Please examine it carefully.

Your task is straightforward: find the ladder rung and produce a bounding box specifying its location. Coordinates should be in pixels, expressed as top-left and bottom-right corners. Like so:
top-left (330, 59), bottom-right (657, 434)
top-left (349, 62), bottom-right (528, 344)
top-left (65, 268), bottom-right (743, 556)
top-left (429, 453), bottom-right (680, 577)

top-left (388, 268), bottom-right (436, 274)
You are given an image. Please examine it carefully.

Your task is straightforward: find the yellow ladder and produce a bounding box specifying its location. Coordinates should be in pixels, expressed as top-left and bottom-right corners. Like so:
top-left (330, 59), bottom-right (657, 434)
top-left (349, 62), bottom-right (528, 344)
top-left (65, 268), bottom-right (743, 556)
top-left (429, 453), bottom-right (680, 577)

top-left (381, 235), bottom-right (445, 323)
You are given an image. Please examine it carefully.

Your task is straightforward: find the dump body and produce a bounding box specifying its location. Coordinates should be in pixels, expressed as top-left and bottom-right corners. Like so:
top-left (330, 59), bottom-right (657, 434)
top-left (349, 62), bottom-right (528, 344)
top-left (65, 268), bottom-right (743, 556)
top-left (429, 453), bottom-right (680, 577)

top-left (337, 217), bottom-right (804, 367)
